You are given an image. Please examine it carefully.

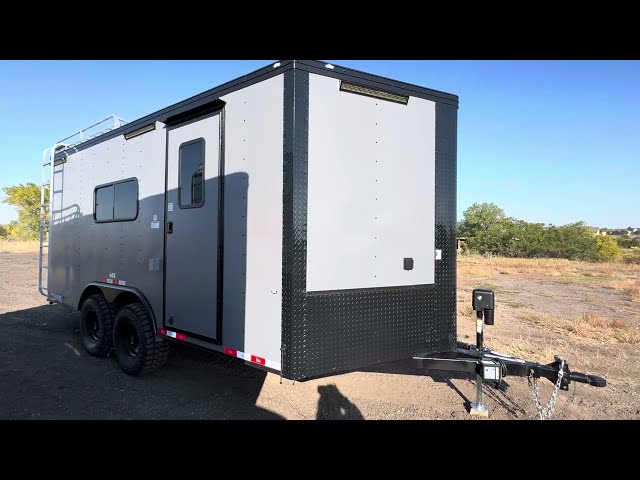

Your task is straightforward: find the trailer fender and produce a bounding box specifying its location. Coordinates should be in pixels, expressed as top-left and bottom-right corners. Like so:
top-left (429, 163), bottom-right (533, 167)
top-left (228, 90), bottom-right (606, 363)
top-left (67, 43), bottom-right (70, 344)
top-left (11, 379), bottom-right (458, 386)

top-left (78, 283), bottom-right (158, 331)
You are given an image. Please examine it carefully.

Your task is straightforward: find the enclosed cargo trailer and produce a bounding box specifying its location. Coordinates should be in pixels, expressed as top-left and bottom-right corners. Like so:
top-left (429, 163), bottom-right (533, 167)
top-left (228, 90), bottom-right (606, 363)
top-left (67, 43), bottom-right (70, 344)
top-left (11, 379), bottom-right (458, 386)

top-left (39, 60), bottom-right (604, 417)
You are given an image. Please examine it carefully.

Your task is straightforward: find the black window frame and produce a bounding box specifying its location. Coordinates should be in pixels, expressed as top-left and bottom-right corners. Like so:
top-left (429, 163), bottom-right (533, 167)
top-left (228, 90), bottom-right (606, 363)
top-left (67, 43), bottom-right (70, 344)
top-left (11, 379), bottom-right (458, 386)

top-left (93, 177), bottom-right (139, 223)
top-left (178, 138), bottom-right (206, 209)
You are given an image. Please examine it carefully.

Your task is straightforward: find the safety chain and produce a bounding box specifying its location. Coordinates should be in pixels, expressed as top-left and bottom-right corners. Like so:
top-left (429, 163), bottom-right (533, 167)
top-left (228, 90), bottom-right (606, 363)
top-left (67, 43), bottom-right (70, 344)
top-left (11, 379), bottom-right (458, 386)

top-left (528, 357), bottom-right (565, 420)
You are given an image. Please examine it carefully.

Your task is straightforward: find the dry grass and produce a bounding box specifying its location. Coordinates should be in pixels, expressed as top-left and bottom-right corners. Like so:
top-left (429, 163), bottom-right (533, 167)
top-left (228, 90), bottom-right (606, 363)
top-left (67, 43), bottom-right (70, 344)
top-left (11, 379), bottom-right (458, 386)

top-left (0, 240), bottom-right (40, 253)
top-left (457, 303), bottom-right (474, 317)
top-left (571, 313), bottom-right (640, 344)
top-left (458, 255), bottom-right (580, 277)
top-left (458, 254), bottom-right (640, 278)
top-left (612, 280), bottom-right (640, 303)
top-left (488, 334), bottom-right (559, 364)
top-left (458, 255), bottom-right (640, 303)
top-left (519, 310), bottom-right (640, 345)
top-left (457, 255), bottom-right (640, 405)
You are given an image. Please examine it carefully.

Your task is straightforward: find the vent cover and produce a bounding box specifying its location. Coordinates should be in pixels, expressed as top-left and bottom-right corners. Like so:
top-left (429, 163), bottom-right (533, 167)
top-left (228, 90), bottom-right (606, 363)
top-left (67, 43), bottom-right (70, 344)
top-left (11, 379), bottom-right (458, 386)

top-left (339, 81), bottom-right (409, 105)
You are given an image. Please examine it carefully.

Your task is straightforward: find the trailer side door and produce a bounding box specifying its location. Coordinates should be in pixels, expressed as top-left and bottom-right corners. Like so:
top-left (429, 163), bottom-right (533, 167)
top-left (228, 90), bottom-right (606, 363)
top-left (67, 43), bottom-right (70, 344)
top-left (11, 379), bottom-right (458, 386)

top-left (165, 112), bottom-right (222, 341)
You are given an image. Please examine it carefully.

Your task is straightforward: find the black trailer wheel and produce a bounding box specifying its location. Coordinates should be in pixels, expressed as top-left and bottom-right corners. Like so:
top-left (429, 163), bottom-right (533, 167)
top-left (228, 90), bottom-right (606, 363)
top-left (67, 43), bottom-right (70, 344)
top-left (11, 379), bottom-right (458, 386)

top-left (113, 303), bottom-right (169, 376)
top-left (79, 294), bottom-right (115, 357)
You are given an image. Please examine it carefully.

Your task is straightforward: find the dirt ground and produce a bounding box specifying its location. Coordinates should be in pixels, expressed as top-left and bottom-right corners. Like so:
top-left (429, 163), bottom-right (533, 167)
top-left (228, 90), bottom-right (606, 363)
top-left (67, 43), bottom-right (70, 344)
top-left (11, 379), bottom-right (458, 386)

top-left (1, 251), bottom-right (637, 420)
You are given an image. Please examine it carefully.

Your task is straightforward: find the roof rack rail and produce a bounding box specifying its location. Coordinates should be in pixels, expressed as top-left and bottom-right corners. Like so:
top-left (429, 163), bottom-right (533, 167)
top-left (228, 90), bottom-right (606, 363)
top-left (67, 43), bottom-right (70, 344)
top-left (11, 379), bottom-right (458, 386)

top-left (56, 114), bottom-right (129, 151)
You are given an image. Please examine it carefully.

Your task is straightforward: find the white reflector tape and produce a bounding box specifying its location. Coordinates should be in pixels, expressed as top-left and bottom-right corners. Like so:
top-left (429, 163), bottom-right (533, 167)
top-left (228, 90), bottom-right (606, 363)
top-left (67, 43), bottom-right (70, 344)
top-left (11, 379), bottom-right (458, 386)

top-left (99, 276), bottom-right (126, 286)
top-left (157, 333), bottom-right (282, 370)
top-left (264, 359), bottom-right (281, 370)
top-left (223, 347), bottom-right (280, 371)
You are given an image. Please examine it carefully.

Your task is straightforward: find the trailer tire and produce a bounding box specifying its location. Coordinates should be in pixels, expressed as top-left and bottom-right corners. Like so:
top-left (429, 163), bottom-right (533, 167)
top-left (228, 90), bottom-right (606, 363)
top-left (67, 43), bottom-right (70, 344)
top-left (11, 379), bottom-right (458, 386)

top-left (79, 294), bottom-right (115, 357)
top-left (113, 303), bottom-right (169, 376)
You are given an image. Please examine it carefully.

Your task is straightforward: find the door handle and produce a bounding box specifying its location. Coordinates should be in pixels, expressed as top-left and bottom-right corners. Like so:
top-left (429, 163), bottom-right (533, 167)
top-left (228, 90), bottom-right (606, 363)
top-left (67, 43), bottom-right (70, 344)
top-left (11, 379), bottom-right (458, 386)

top-left (167, 221), bottom-right (173, 234)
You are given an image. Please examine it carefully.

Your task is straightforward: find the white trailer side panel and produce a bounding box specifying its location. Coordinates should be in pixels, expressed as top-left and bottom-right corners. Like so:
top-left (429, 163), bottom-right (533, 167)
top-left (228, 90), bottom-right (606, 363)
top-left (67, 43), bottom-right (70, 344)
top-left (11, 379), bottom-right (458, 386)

top-left (220, 75), bottom-right (284, 365)
top-left (306, 74), bottom-right (436, 291)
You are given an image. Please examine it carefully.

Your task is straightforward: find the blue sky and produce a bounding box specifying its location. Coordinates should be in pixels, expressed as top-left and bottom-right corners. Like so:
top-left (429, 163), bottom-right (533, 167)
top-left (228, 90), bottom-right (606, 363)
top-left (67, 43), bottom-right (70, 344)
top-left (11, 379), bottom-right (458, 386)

top-left (0, 60), bottom-right (638, 227)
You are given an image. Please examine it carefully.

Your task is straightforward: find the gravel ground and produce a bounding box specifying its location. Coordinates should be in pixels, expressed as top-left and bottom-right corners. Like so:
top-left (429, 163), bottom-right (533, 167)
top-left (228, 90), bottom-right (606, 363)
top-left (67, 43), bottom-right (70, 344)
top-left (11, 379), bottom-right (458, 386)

top-left (0, 252), bottom-right (622, 420)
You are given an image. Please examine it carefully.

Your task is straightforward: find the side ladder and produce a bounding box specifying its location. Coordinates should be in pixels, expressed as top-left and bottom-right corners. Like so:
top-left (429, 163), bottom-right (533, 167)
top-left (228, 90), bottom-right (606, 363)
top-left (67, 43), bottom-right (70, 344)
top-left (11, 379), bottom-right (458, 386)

top-left (38, 146), bottom-right (54, 298)
top-left (38, 115), bottom-right (129, 300)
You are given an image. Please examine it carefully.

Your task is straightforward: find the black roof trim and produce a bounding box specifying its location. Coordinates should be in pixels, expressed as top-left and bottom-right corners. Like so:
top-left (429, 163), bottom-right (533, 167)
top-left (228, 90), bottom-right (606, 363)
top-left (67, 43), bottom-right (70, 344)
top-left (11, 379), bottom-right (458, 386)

top-left (296, 60), bottom-right (459, 107)
top-left (55, 60), bottom-right (458, 160)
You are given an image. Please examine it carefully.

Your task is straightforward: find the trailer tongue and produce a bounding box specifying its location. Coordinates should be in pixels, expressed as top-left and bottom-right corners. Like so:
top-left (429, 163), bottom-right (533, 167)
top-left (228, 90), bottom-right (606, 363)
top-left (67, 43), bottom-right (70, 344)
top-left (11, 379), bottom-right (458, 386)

top-left (387, 288), bottom-right (606, 419)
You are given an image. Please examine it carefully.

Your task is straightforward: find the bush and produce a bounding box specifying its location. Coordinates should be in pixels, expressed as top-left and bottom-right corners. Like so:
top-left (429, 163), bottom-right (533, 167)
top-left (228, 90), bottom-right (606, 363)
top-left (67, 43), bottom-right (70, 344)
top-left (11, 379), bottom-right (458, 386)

top-left (459, 203), bottom-right (605, 261)
top-left (596, 235), bottom-right (622, 262)
top-left (623, 250), bottom-right (640, 265)
top-left (616, 236), bottom-right (631, 248)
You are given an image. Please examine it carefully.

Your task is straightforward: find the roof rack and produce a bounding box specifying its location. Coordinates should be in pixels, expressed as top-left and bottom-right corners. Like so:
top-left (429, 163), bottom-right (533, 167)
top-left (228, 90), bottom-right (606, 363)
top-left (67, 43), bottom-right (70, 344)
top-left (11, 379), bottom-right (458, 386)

top-left (56, 114), bottom-right (129, 151)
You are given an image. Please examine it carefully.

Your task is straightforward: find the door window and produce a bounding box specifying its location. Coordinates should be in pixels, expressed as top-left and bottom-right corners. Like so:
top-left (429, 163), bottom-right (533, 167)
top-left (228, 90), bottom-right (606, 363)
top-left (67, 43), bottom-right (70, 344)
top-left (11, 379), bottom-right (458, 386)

top-left (179, 139), bottom-right (205, 208)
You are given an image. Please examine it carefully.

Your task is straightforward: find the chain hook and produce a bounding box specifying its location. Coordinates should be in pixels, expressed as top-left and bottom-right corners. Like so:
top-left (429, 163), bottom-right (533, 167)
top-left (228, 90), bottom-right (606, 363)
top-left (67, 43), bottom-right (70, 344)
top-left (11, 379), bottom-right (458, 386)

top-left (528, 357), bottom-right (565, 420)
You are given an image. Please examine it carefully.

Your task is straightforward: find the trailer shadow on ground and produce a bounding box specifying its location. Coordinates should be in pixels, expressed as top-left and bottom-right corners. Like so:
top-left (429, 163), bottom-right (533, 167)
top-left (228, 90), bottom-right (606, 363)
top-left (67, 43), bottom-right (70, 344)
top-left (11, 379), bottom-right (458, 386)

top-left (0, 304), bottom-right (286, 420)
top-left (362, 364), bottom-right (526, 417)
top-left (1, 302), bottom-right (370, 420)
top-left (315, 384), bottom-right (364, 420)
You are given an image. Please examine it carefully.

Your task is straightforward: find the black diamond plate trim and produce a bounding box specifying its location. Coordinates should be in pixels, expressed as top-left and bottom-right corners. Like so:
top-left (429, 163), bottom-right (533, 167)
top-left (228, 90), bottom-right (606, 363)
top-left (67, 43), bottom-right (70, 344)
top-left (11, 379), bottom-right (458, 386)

top-left (434, 102), bottom-right (458, 352)
top-left (281, 67), bottom-right (309, 378)
top-left (302, 285), bottom-right (436, 378)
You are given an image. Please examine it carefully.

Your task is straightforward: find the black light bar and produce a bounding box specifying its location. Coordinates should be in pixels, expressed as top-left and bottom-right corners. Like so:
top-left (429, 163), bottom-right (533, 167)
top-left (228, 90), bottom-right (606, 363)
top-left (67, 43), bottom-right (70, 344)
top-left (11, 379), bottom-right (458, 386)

top-left (124, 123), bottom-right (156, 140)
top-left (339, 81), bottom-right (409, 105)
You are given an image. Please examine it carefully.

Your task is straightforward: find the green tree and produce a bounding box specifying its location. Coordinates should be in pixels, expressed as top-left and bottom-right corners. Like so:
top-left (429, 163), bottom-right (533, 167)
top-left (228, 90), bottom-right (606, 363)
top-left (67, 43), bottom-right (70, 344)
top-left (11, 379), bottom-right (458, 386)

top-left (458, 203), bottom-right (513, 255)
top-left (1, 182), bottom-right (46, 240)
top-left (459, 202), bottom-right (602, 261)
top-left (550, 222), bottom-right (599, 261)
top-left (595, 235), bottom-right (622, 262)
top-left (458, 202), bottom-right (507, 236)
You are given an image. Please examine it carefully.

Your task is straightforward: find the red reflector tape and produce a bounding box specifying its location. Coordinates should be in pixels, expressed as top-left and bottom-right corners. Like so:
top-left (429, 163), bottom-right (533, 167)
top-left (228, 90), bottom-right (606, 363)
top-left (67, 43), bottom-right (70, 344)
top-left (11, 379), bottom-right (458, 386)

top-left (221, 347), bottom-right (279, 370)
top-left (251, 355), bottom-right (266, 366)
top-left (176, 333), bottom-right (187, 341)
top-left (158, 328), bottom-right (167, 335)
top-left (99, 277), bottom-right (125, 285)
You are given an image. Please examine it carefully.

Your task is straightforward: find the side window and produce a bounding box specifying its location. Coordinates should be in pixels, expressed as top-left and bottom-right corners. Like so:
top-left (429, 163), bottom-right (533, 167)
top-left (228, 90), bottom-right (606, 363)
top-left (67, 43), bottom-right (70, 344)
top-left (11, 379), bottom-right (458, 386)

top-left (94, 178), bottom-right (138, 222)
top-left (179, 139), bottom-right (205, 208)
top-left (95, 185), bottom-right (115, 222)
